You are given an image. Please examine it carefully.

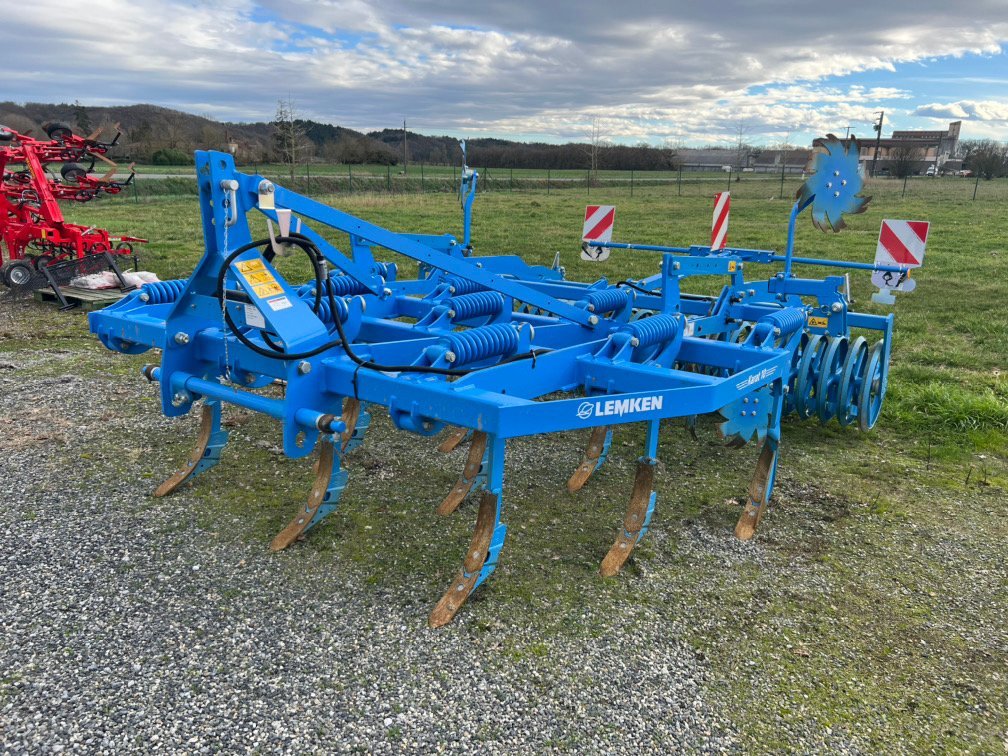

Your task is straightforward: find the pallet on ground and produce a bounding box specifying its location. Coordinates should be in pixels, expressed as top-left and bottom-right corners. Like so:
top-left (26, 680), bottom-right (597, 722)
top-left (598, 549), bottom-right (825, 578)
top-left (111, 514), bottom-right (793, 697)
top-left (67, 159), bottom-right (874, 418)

top-left (33, 285), bottom-right (129, 311)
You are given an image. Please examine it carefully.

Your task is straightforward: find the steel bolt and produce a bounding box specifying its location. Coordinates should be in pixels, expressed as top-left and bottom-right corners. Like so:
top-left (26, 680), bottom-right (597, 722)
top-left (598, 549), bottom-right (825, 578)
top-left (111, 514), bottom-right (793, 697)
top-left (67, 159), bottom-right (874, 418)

top-left (672, 261), bottom-right (681, 270)
top-left (445, 351), bottom-right (457, 363)
top-left (173, 332), bottom-right (190, 345)
top-left (297, 361), bottom-right (311, 375)
top-left (257, 179), bottom-right (275, 194)
top-left (172, 391), bottom-right (190, 407)
top-left (589, 315), bottom-right (599, 326)
top-left (831, 302), bottom-right (843, 313)
top-left (382, 288), bottom-right (392, 298)
top-left (630, 337), bottom-right (640, 347)
top-left (139, 292), bottom-right (150, 302)
top-left (244, 373), bottom-right (256, 384)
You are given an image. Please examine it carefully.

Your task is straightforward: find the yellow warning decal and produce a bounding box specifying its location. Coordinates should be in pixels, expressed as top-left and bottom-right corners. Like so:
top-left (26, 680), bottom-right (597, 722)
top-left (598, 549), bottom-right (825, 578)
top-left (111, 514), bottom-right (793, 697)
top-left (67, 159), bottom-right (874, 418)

top-left (807, 316), bottom-right (829, 329)
top-left (728, 261), bottom-right (737, 272)
top-left (245, 271), bottom-right (276, 286)
top-left (253, 282), bottom-right (284, 298)
top-left (235, 259), bottom-right (266, 274)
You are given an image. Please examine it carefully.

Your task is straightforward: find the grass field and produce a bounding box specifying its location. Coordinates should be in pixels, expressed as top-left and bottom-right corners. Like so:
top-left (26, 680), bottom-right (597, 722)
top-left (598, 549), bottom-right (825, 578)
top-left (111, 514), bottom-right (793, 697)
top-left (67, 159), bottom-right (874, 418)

top-left (4, 179), bottom-right (1007, 750)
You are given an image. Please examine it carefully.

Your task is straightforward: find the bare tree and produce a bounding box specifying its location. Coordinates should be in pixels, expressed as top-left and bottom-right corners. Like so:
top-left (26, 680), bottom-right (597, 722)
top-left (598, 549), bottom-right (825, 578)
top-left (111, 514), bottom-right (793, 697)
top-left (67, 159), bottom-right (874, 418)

top-left (273, 97), bottom-right (306, 182)
top-left (890, 144), bottom-right (923, 178)
top-left (584, 118), bottom-right (604, 183)
top-left (961, 139), bottom-right (1008, 179)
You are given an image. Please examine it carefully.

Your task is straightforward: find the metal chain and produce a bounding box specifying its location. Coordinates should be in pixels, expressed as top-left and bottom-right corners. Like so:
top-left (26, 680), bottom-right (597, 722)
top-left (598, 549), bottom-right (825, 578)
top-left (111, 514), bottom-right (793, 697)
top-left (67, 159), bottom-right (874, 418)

top-left (220, 196), bottom-right (232, 383)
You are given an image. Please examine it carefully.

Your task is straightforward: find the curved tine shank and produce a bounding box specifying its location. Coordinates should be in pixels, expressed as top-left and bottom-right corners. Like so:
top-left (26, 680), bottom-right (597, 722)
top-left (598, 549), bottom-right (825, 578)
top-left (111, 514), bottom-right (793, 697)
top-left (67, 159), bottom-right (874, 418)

top-left (600, 461), bottom-right (656, 577)
top-left (735, 440), bottom-right (777, 540)
top-left (438, 431), bottom-right (487, 516)
top-left (339, 398), bottom-right (362, 453)
top-left (437, 425), bottom-right (472, 454)
top-left (271, 438), bottom-right (336, 551)
top-left (429, 491), bottom-right (497, 628)
top-left (567, 425), bottom-right (611, 493)
top-left (154, 403), bottom-right (225, 497)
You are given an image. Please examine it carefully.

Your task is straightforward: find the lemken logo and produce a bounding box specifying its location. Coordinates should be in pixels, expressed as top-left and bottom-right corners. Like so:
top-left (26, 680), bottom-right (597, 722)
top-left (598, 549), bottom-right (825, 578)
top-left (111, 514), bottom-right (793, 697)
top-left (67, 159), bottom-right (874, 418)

top-left (735, 366), bottom-right (778, 391)
top-left (576, 396), bottom-right (664, 420)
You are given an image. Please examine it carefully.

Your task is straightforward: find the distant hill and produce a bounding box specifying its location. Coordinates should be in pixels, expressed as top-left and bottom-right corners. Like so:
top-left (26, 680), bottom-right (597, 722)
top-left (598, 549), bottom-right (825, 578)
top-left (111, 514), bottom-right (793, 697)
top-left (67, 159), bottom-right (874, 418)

top-left (0, 101), bottom-right (681, 170)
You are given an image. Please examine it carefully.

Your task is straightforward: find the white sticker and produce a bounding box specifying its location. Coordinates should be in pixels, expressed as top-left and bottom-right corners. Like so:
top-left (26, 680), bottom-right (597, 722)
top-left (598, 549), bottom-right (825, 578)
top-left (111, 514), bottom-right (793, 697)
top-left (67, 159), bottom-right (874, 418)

top-left (267, 296), bottom-right (292, 312)
top-left (685, 321), bottom-right (695, 337)
top-left (244, 303), bottom-right (265, 328)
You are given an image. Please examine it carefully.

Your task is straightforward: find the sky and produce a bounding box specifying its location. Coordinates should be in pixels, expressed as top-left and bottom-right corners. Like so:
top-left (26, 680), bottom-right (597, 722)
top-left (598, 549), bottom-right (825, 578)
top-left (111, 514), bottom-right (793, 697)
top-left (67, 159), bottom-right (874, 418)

top-left (4, 1), bottom-right (1008, 147)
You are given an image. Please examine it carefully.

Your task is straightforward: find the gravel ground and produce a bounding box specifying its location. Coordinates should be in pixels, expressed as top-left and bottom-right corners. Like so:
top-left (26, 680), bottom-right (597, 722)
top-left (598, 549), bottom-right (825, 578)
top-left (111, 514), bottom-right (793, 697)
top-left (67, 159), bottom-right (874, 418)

top-left (0, 358), bottom-right (740, 753)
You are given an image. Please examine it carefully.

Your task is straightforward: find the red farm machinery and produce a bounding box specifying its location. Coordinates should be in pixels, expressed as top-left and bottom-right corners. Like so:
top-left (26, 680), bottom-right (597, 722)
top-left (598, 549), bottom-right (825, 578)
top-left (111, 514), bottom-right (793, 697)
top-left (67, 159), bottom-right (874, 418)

top-left (0, 121), bottom-right (146, 302)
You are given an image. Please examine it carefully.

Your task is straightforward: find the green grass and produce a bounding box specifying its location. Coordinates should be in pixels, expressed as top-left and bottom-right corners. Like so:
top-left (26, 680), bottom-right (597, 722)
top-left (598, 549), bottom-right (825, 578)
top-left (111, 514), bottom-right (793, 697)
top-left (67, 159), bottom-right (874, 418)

top-left (5, 178), bottom-right (1007, 750)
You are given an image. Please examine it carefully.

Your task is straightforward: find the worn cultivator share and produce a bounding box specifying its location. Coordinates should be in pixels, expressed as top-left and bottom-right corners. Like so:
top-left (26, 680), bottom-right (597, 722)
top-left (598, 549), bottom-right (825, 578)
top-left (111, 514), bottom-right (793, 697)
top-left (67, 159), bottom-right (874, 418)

top-left (90, 136), bottom-right (920, 626)
top-left (0, 121), bottom-right (144, 291)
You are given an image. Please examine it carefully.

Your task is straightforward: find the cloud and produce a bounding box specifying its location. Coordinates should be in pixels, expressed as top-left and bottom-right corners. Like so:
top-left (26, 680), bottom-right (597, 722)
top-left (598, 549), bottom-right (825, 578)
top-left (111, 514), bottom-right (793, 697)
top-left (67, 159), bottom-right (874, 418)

top-left (2, 1), bottom-right (1007, 144)
top-left (914, 100), bottom-right (1008, 121)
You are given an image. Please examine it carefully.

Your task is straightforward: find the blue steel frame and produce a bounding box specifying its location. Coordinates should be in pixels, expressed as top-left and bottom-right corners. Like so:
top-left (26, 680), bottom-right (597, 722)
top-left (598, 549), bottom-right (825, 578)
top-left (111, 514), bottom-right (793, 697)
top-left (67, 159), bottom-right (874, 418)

top-left (89, 149), bottom-right (905, 626)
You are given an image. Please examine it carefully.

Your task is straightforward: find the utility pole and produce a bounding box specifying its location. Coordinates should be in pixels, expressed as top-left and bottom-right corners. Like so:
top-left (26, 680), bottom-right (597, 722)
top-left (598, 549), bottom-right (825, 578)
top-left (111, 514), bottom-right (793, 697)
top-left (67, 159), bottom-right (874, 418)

top-left (870, 111), bottom-right (884, 178)
top-left (402, 119), bottom-right (408, 171)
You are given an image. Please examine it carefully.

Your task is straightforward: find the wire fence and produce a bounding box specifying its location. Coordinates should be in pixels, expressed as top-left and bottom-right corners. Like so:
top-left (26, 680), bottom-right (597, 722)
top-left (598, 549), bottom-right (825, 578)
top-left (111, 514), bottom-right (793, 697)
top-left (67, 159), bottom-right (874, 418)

top-left (127, 163), bottom-right (1008, 204)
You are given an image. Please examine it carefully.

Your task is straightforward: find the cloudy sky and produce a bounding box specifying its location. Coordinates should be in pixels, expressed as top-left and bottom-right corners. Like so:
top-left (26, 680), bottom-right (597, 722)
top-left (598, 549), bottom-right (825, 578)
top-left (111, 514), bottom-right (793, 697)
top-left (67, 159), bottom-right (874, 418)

top-left (5, 1), bottom-right (1008, 146)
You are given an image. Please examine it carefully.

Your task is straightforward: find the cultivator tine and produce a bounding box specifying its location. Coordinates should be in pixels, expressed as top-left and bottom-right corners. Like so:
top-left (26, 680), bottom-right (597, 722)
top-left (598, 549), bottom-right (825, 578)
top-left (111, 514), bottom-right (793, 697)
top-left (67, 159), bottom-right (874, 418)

top-left (600, 460), bottom-right (657, 577)
top-left (271, 436), bottom-right (349, 551)
top-left (339, 398), bottom-right (362, 452)
top-left (153, 401), bottom-right (229, 497)
top-left (735, 439), bottom-right (779, 540)
top-left (567, 425), bottom-right (612, 492)
top-left (429, 491), bottom-right (498, 628)
top-left (438, 430), bottom-right (487, 516)
top-left (437, 425), bottom-right (472, 453)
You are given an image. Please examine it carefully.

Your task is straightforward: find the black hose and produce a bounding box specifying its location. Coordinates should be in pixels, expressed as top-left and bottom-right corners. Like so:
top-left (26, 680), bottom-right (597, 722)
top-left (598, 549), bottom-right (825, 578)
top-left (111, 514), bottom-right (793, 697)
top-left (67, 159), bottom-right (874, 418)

top-left (214, 236), bottom-right (544, 377)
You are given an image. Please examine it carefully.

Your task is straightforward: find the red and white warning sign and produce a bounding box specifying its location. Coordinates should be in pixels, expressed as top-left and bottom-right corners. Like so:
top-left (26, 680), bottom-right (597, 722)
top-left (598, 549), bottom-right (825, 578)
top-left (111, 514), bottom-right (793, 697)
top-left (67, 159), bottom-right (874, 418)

top-left (711, 192), bottom-right (730, 250)
top-left (581, 204), bottom-right (615, 261)
top-left (870, 219), bottom-right (928, 293)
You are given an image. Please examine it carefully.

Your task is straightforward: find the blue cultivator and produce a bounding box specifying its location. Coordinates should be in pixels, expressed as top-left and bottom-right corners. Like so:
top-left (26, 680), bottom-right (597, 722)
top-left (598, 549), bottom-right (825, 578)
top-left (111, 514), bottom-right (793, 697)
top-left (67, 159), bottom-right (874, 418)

top-left (90, 136), bottom-right (919, 626)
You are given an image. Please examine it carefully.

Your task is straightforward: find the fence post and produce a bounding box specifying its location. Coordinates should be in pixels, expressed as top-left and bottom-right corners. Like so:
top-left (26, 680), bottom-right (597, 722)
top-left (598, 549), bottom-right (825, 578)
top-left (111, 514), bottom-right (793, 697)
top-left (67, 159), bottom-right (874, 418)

top-left (306, 161), bottom-right (310, 193)
top-left (421, 163), bottom-right (424, 193)
top-left (348, 164), bottom-right (352, 194)
top-left (780, 163), bottom-right (785, 199)
top-left (510, 167), bottom-right (513, 192)
top-left (678, 164), bottom-right (682, 196)
top-left (726, 167), bottom-right (732, 193)
top-left (547, 169), bottom-right (550, 196)
top-left (132, 176), bottom-right (139, 204)
top-left (973, 172), bottom-right (980, 201)
top-left (902, 174), bottom-right (908, 197)
top-left (587, 168), bottom-right (590, 197)
top-left (630, 169), bottom-right (634, 197)
top-left (387, 164), bottom-right (391, 192)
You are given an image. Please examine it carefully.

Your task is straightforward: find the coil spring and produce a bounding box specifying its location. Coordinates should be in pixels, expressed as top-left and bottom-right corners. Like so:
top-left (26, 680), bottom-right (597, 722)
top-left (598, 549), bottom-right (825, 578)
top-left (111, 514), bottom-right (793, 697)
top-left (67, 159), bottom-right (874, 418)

top-left (622, 314), bottom-right (681, 348)
top-left (585, 288), bottom-right (630, 314)
top-left (295, 283), bottom-right (350, 324)
top-left (442, 324), bottom-right (519, 365)
top-left (319, 275), bottom-right (371, 297)
top-left (443, 275), bottom-right (486, 296)
top-left (758, 307), bottom-right (806, 338)
top-left (373, 261), bottom-right (396, 281)
top-left (448, 291), bottom-right (505, 320)
top-left (141, 279), bottom-right (187, 305)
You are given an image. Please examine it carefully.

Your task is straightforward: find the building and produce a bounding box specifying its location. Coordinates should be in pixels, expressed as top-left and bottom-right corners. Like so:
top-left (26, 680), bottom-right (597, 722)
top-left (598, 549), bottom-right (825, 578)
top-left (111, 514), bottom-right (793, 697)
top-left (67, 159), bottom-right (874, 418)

top-left (816, 121), bottom-right (962, 176)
